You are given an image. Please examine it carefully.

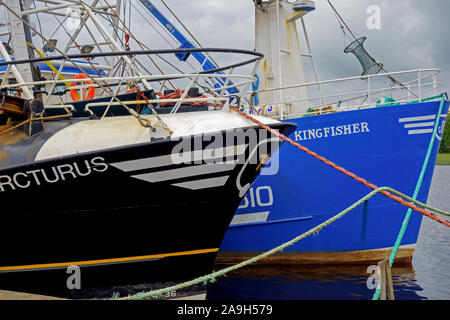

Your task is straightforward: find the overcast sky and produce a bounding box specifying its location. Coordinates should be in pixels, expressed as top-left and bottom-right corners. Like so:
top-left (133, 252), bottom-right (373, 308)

top-left (1, 0), bottom-right (448, 97)
top-left (146, 0), bottom-right (450, 94)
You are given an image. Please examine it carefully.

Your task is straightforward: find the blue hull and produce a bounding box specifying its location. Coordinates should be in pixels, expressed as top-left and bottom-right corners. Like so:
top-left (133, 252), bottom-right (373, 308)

top-left (219, 100), bottom-right (449, 260)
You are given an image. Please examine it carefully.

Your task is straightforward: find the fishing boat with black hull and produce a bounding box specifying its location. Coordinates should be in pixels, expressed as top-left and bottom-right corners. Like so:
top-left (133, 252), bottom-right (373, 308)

top-left (1, 1), bottom-right (297, 295)
top-left (0, 42), bottom-right (295, 295)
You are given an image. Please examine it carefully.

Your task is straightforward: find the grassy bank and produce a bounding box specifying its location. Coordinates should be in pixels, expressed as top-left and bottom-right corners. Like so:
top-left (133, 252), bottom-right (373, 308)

top-left (437, 153), bottom-right (450, 166)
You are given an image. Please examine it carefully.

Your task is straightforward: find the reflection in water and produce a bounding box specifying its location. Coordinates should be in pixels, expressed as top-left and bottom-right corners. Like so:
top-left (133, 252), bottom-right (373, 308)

top-left (206, 265), bottom-right (425, 300)
top-left (413, 166), bottom-right (450, 300)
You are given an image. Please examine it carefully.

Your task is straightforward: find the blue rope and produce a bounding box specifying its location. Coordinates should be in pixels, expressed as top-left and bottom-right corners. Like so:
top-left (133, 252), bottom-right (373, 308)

top-left (252, 74), bottom-right (259, 106)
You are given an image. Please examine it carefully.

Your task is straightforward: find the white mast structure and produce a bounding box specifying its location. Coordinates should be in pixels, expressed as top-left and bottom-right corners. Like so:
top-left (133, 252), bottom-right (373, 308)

top-left (254, 0), bottom-right (322, 118)
top-left (3, 0), bottom-right (35, 99)
top-left (0, 0), bottom-right (153, 97)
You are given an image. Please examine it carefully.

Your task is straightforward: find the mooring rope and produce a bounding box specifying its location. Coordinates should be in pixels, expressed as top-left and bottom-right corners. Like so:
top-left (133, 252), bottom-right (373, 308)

top-left (228, 102), bottom-right (450, 228)
top-left (371, 94), bottom-right (447, 300)
top-left (113, 186), bottom-right (449, 300)
top-left (112, 96), bottom-right (449, 300)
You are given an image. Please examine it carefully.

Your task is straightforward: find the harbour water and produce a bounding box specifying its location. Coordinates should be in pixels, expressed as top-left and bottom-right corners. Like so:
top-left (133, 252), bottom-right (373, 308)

top-left (206, 166), bottom-right (450, 300)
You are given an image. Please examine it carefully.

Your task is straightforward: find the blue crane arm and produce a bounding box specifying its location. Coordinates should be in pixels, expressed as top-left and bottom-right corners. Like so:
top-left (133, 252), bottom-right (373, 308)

top-left (137, 0), bottom-right (237, 94)
top-left (138, 0), bottom-right (216, 70)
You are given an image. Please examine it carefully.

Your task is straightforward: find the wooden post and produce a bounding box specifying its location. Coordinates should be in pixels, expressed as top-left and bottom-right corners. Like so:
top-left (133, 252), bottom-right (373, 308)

top-left (378, 260), bottom-right (395, 300)
top-left (385, 261), bottom-right (395, 300)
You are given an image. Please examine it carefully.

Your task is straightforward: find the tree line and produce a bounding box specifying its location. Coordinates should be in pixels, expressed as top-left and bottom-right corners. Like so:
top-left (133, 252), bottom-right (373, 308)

top-left (440, 117), bottom-right (450, 153)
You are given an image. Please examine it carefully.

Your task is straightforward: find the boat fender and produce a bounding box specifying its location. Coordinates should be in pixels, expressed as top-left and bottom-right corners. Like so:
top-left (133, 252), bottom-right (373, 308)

top-left (23, 99), bottom-right (45, 136)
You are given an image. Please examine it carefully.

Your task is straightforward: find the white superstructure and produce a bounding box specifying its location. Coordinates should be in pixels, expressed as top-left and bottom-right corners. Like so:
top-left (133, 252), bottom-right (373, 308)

top-left (254, 0), bottom-right (317, 117)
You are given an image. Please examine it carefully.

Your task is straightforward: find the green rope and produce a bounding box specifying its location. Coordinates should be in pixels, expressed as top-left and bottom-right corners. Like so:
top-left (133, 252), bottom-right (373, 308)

top-left (372, 94), bottom-right (447, 300)
top-left (111, 186), bottom-right (449, 300)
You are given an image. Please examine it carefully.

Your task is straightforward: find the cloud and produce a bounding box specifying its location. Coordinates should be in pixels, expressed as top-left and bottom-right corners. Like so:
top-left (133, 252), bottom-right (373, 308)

top-left (160, 0), bottom-right (449, 93)
top-left (1, 0), bottom-right (447, 96)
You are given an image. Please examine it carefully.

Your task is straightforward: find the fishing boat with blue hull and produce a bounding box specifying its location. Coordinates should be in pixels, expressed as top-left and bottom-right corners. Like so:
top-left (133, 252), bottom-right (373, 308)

top-left (216, 0), bottom-right (449, 265)
top-left (219, 98), bottom-right (449, 264)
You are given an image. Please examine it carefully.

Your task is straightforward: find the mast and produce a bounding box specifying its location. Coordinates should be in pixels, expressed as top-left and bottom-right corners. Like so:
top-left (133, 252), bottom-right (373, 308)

top-left (82, 3), bottom-right (153, 91)
top-left (0, 40), bottom-right (33, 99)
top-left (5, 0), bottom-right (35, 89)
top-left (111, 0), bottom-right (122, 43)
top-left (254, 0), bottom-right (317, 117)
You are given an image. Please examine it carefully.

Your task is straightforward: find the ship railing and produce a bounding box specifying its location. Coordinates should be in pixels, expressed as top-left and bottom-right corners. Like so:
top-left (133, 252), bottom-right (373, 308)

top-left (0, 72), bottom-right (250, 117)
top-left (44, 104), bottom-right (76, 112)
top-left (0, 48), bottom-right (263, 120)
top-left (249, 68), bottom-right (441, 119)
top-left (1, 74), bottom-right (255, 92)
top-left (84, 96), bottom-right (231, 118)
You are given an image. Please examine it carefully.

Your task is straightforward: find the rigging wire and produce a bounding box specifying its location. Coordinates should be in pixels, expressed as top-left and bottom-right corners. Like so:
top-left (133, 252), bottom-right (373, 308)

top-left (32, 0), bottom-right (45, 55)
top-left (156, 0), bottom-right (219, 90)
top-left (327, 0), bottom-right (358, 42)
top-left (101, 4), bottom-right (134, 81)
top-left (132, 0), bottom-right (216, 88)
top-left (1, 0), bottom-right (162, 130)
top-left (128, 0), bottom-right (132, 32)
top-left (31, 0), bottom-right (66, 104)
top-left (103, 1), bottom-right (215, 92)
top-left (103, 0), bottom-right (177, 90)
top-left (158, 0), bottom-right (221, 71)
top-left (328, 2), bottom-right (351, 48)
top-left (134, 0), bottom-right (180, 49)
top-left (326, 0), bottom-right (418, 98)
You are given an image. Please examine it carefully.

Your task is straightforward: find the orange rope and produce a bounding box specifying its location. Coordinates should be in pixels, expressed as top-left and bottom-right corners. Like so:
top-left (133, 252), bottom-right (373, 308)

top-left (154, 89), bottom-right (223, 108)
top-left (0, 113), bottom-right (73, 136)
top-left (229, 106), bottom-right (450, 227)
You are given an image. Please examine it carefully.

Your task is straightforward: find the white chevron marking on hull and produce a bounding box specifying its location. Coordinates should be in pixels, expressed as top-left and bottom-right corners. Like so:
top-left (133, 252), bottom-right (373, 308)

top-left (171, 176), bottom-right (230, 190)
top-left (110, 145), bottom-right (247, 172)
top-left (132, 163), bottom-right (236, 183)
top-left (229, 211), bottom-right (270, 226)
top-left (404, 122), bottom-right (435, 128)
top-left (399, 114), bottom-right (436, 123)
top-left (399, 114), bottom-right (447, 136)
top-left (408, 129), bottom-right (434, 135)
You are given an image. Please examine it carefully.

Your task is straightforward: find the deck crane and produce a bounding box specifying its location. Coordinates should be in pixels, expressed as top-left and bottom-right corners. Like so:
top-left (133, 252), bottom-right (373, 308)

top-left (138, 0), bottom-right (238, 94)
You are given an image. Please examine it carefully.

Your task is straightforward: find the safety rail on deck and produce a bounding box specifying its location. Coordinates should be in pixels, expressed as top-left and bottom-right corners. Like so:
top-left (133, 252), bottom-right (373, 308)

top-left (44, 104), bottom-right (76, 111)
top-left (84, 96), bottom-right (230, 119)
top-left (249, 69), bottom-right (441, 119)
top-left (0, 73), bottom-right (258, 91)
top-left (0, 48), bottom-right (263, 121)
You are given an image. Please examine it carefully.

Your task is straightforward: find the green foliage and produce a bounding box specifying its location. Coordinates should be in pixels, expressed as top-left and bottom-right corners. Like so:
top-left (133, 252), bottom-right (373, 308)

top-left (436, 153), bottom-right (450, 165)
top-left (440, 116), bottom-right (450, 153)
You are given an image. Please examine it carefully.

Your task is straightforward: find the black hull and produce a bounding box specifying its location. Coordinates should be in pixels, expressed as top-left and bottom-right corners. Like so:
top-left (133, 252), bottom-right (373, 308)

top-left (0, 123), bottom-right (295, 296)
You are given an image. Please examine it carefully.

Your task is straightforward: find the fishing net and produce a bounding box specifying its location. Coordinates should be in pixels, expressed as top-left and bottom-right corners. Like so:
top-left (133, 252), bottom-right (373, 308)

top-left (344, 37), bottom-right (383, 76)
